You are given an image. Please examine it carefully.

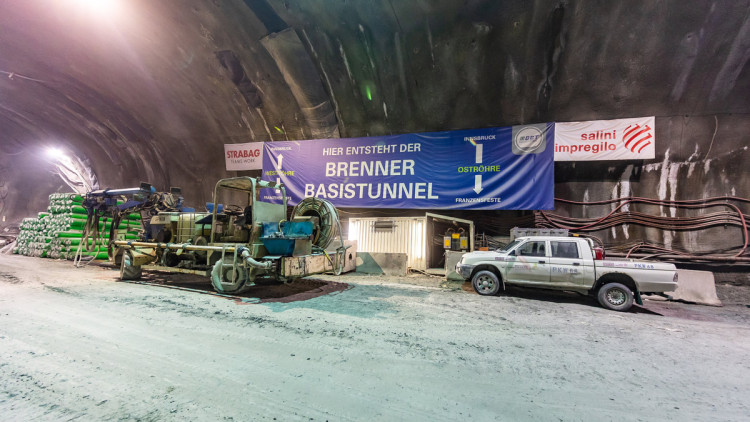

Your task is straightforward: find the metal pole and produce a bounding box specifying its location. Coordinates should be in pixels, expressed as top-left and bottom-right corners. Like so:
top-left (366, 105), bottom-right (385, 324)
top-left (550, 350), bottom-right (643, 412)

top-left (113, 240), bottom-right (237, 253)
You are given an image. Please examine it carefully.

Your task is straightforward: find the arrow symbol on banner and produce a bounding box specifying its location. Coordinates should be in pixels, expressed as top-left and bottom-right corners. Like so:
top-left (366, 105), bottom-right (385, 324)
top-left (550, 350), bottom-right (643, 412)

top-left (275, 154), bottom-right (284, 192)
top-left (475, 144), bottom-right (483, 164)
top-left (474, 175), bottom-right (483, 194)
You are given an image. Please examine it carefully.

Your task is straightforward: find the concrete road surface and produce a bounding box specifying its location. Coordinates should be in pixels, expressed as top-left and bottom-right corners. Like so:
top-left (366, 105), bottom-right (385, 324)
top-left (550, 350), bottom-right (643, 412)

top-left (1, 254), bottom-right (749, 421)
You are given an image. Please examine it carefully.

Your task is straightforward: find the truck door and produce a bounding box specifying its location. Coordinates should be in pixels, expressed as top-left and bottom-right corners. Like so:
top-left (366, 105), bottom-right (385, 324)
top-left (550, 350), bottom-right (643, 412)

top-left (548, 240), bottom-right (588, 288)
top-left (505, 240), bottom-right (550, 285)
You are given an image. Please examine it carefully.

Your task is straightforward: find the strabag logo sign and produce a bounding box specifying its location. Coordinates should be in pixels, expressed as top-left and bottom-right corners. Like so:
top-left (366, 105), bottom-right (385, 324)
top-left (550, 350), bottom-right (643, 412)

top-left (512, 123), bottom-right (548, 155)
top-left (224, 142), bottom-right (264, 171)
top-left (554, 116), bottom-right (655, 161)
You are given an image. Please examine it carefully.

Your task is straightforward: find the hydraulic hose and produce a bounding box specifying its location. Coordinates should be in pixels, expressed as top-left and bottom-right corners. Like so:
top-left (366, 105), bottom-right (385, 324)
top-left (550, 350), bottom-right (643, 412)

top-left (292, 197), bottom-right (340, 249)
top-left (238, 247), bottom-right (272, 269)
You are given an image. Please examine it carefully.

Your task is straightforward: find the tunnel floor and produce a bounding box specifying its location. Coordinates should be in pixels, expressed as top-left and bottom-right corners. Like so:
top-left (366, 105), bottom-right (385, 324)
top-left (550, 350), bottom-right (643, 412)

top-left (1, 254), bottom-right (750, 421)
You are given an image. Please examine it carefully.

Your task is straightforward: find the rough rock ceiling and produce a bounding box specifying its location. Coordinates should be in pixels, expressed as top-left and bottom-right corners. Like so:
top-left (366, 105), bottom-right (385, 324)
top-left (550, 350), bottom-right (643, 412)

top-left (1, 0), bottom-right (749, 243)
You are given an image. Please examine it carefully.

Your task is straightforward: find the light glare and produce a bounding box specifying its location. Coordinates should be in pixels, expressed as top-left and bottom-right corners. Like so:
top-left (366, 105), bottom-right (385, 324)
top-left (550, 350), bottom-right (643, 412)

top-left (67, 0), bottom-right (121, 17)
top-left (46, 147), bottom-right (64, 158)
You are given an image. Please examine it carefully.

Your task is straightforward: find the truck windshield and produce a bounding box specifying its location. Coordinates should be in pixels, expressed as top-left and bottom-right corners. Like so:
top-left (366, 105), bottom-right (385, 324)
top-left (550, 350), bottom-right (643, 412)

top-left (498, 240), bottom-right (521, 252)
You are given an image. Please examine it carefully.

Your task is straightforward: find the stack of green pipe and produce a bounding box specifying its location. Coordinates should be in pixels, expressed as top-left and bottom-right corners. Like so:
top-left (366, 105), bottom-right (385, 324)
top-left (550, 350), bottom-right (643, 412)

top-left (12, 217), bottom-right (50, 257)
top-left (15, 192), bottom-right (142, 261)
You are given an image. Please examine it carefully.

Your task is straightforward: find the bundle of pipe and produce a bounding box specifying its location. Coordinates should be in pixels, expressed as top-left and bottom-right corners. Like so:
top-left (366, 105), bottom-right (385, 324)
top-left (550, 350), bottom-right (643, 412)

top-left (12, 215), bottom-right (51, 257)
top-left (535, 196), bottom-right (750, 263)
top-left (13, 193), bottom-right (141, 261)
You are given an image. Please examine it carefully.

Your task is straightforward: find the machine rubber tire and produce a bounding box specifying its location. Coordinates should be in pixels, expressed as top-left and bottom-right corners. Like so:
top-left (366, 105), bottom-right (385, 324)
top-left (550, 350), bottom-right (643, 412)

top-left (211, 258), bottom-right (251, 294)
top-left (472, 270), bottom-right (502, 296)
top-left (156, 228), bottom-right (172, 243)
top-left (109, 245), bottom-right (124, 266)
top-left (120, 251), bottom-right (142, 281)
top-left (597, 282), bottom-right (634, 312)
top-left (191, 235), bottom-right (208, 262)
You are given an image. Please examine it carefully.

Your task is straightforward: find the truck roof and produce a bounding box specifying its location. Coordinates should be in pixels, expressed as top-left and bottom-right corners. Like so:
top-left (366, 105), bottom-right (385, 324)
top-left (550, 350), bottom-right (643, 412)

top-left (516, 236), bottom-right (582, 241)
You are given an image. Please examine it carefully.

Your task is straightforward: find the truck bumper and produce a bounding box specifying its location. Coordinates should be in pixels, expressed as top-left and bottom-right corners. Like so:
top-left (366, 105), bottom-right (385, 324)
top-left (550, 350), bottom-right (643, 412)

top-left (455, 263), bottom-right (475, 280)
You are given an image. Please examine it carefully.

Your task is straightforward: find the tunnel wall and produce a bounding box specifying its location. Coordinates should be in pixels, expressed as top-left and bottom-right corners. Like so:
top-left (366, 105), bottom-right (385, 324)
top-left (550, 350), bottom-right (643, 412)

top-left (1, 0), bottom-right (749, 255)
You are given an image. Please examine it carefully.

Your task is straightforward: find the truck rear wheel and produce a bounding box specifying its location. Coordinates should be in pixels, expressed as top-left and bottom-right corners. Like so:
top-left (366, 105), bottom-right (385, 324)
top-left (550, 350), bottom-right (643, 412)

top-left (472, 270), bottom-right (501, 296)
top-left (597, 282), bottom-right (634, 312)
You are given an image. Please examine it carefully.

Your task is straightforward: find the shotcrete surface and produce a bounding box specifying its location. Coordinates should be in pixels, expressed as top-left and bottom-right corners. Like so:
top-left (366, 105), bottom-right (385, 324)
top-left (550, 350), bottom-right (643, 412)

top-left (1, 254), bottom-right (749, 421)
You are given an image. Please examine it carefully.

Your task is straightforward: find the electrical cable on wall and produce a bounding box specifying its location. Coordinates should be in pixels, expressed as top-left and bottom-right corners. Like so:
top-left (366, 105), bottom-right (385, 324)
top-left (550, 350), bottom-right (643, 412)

top-left (537, 196), bottom-right (750, 264)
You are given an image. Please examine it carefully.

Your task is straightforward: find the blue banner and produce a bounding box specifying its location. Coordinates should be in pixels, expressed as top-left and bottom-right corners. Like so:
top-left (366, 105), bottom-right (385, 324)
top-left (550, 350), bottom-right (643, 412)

top-left (261, 123), bottom-right (554, 210)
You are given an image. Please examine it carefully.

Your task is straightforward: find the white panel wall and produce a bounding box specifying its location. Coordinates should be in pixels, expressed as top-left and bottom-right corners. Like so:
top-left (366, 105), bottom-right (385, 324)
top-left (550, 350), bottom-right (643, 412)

top-left (347, 217), bottom-right (426, 271)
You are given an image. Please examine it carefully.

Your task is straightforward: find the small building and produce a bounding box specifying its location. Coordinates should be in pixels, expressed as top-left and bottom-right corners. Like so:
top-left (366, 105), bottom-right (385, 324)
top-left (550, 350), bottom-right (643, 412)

top-left (347, 213), bottom-right (474, 272)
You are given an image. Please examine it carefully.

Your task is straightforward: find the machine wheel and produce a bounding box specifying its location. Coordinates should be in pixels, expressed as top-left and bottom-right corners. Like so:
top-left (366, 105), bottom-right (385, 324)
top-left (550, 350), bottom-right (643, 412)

top-left (109, 245), bottom-right (124, 266)
top-left (597, 282), bottom-right (634, 312)
top-left (191, 235), bottom-right (208, 263)
top-left (472, 270), bottom-right (501, 296)
top-left (211, 258), bottom-right (251, 294)
top-left (162, 251), bottom-right (180, 267)
top-left (120, 251), bottom-right (142, 281)
top-left (155, 228), bottom-right (172, 243)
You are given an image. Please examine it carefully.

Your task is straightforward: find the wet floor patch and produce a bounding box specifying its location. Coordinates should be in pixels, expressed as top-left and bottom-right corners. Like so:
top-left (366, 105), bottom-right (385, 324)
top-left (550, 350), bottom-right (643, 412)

top-left (239, 278), bottom-right (351, 304)
top-left (124, 271), bottom-right (350, 304)
top-left (42, 284), bottom-right (79, 296)
top-left (0, 272), bottom-right (22, 284)
top-left (640, 301), bottom-right (724, 322)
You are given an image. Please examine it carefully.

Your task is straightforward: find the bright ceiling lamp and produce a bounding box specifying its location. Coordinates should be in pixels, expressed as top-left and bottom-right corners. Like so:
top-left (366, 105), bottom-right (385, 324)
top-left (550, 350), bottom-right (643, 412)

top-left (46, 146), bottom-right (65, 160)
top-left (67, 0), bottom-right (121, 16)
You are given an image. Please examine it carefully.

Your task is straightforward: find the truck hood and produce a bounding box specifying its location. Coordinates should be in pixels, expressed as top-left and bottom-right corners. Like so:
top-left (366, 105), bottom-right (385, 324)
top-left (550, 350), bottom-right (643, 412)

top-left (461, 250), bottom-right (506, 265)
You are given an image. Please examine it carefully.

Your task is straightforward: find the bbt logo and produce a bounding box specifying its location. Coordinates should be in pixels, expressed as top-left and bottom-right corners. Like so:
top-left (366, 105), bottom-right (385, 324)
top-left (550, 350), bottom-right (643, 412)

top-left (622, 124), bottom-right (653, 154)
top-left (512, 124), bottom-right (548, 155)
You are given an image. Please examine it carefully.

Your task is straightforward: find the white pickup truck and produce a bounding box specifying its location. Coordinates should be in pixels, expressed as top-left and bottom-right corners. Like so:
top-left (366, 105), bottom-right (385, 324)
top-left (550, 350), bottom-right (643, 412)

top-left (455, 236), bottom-right (678, 311)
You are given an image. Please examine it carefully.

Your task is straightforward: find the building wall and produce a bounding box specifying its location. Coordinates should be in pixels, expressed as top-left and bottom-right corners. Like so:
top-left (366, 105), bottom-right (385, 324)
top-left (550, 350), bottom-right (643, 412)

top-left (348, 217), bottom-right (427, 271)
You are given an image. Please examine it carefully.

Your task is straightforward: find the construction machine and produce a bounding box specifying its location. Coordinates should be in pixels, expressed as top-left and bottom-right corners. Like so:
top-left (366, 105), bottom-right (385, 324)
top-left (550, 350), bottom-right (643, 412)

top-left (77, 182), bottom-right (188, 265)
top-left (113, 177), bottom-right (347, 294)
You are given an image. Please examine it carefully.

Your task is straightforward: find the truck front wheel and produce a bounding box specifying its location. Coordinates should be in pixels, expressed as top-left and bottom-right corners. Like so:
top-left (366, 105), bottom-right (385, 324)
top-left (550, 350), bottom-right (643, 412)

top-left (472, 270), bottom-right (502, 296)
top-left (597, 282), bottom-right (634, 311)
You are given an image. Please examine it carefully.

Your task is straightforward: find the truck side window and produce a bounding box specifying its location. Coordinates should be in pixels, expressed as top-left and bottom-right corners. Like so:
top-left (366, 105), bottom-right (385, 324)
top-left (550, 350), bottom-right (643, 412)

top-left (517, 241), bottom-right (546, 257)
top-left (551, 241), bottom-right (579, 259)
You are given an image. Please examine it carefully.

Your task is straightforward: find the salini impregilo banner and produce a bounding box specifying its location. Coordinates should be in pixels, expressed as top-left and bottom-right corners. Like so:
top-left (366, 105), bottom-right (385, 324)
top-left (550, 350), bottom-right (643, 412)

top-left (554, 116), bottom-right (655, 161)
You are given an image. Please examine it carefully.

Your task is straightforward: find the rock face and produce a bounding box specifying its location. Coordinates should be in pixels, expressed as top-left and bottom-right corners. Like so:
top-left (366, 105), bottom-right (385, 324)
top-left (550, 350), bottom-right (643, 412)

top-left (1, 1), bottom-right (749, 251)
